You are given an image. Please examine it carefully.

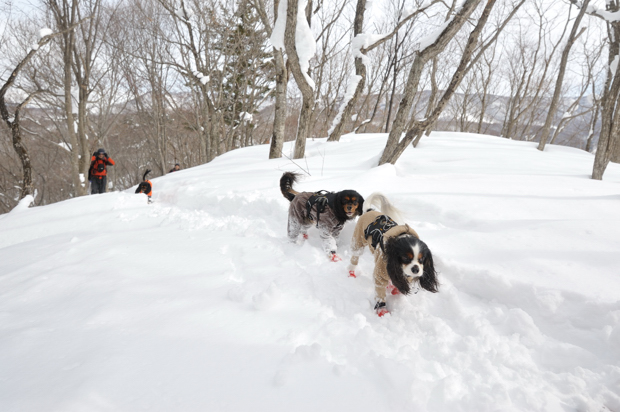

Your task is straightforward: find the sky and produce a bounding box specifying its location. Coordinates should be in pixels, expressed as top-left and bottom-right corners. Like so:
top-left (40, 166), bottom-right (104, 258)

top-left (1, 131), bottom-right (619, 411)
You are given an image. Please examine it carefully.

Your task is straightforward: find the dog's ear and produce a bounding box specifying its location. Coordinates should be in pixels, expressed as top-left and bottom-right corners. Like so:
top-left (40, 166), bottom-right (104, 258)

top-left (356, 192), bottom-right (365, 216)
top-left (384, 237), bottom-right (411, 295)
top-left (419, 242), bottom-right (439, 293)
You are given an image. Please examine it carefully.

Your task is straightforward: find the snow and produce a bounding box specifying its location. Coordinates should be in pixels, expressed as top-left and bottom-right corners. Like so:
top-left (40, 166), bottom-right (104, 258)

top-left (295, 0), bottom-right (316, 89)
top-left (269, 0), bottom-right (288, 50)
top-left (416, 1), bottom-right (465, 53)
top-left (38, 28), bottom-right (53, 40)
top-left (1, 132), bottom-right (620, 411)
top-left (417, 18), bottom-right (453, 51)
top-left (239, 112), bottom-right (253, 122)
top-left (352, 33), bottom-right (387, 57)
top-left (587, 4), bottom-right (620, 22)
top-left (327, 74), bottom-right (362, 135)
top-left (9, 195), bottom-right (34, 213)
top-left (611, 54), bottom-right (619, 76)
top-left (269, 0), bottom-right (316, 89)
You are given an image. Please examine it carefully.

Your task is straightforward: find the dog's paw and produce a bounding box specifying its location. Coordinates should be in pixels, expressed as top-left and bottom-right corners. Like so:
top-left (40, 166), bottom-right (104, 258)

top-left (387, 284), bottom-right (400, 295)
top-left (374, 301), bottom-right (389, 317)
top-left (328, 252), bottom-right (342, 262)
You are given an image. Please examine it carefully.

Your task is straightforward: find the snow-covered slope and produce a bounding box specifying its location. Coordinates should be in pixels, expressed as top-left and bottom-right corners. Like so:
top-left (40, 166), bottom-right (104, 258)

top-left (1, 132), bottom-right (619, 411)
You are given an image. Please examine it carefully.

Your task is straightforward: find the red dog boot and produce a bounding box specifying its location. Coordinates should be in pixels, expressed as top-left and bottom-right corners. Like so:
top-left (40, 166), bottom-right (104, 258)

top-left (348, 270), bottom-right (356, 278)
top-left (329, 251), bottom-right (342, 262)
top-left (387, 284), bottom-right (400, 295)
top-left (302, 234), bottom-right (308, 240)
top-left (375, 301), bottom-right (389, 317)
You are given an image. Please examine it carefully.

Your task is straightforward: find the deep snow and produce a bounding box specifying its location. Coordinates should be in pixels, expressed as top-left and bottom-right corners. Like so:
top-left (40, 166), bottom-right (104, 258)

top-left (1, 132), bottom-right (619, 411)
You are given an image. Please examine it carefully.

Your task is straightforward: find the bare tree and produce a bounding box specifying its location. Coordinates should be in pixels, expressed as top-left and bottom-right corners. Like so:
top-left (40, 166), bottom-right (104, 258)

top-left (0, 29), bottom-right (61, 201)
top-left (378, 0), bottom-right (484, 165)
top-left (327, 0), bottom-right (439, 142)
top-left (282, 0), bottom-right (315, 159)
top-left (569, 0), bottom-right (620, 179)
top-left (548, 36), bottom-right (603, 147)
top-left (537, 0), bottom-right (589, 151)
top-left (250, 0), bottom-right (289, 159)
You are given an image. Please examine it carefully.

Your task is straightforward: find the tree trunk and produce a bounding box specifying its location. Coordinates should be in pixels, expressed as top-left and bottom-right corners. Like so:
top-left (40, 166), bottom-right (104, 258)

top-left (269, 47), bottom-right (288, 158)
top-left (585, 93), bottom-right (600, 153)
top-left (379, 0), bottom-right (483, 165)
top-left (327, 0), bottom-right (366, 142)
top-left (593, 15), bottom-right (620, 179)
top-left (284, 0), bottom-right (315, 159)
top-left (0, 30), bottom-right (61, 201)
top-left (47, 0), bottom-right (85, 196)
top-left (3, 107), bottom-right (34, 200)
top-left (537, 2), bottom-right (589, 151)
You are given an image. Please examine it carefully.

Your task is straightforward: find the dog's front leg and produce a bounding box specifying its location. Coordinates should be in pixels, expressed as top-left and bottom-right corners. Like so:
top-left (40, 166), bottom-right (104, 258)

top-left (287, 217), bottom-right (309, 244)
top-left (318, 225), bottom-right (337, 254)
top-left (373, 257), bottom-right (390, 316)
top-left (348, 252), bottom-right (363, 277)
top-left (320, 233), bottom-right (341, 261)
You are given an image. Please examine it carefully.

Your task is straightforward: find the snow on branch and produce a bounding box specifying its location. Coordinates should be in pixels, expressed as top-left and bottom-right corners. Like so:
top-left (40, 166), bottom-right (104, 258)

top-left (570, 0), bottom-right (620, 22)
top-left (327, 74), bottom-right (362, 135)
top-left (270, 0), bottom-right (287, 50)
top-left (357, 0), bottom-right (441, 54)
top-left (295, 0), bottom-right (316, 89)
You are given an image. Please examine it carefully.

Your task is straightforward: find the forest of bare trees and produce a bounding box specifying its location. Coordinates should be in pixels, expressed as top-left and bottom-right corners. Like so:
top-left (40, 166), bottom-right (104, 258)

top-left (0, 0), bottom-right (617, 213)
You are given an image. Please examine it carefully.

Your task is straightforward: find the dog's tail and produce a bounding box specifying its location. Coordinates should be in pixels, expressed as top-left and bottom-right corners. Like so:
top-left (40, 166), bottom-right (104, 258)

top-left (363, 192), bottom-right (405, 224)
top-left (142, 169), bottom-right (151, 181)
top-left (280, 172), bottom-right (301, 202)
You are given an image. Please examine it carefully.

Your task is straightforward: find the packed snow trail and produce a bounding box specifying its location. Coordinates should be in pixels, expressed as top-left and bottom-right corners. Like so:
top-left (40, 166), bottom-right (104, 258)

top-left (0, 133), bottom-right (619, 411)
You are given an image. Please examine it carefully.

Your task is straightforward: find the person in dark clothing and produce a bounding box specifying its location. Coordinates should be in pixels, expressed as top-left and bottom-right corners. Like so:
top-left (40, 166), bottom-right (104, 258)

top-left (89, 148), bottom-right (115, 194)
top-left (169, 163), bottom-right (180, 173)
top-left (135, 169), bottom-right (153, 203)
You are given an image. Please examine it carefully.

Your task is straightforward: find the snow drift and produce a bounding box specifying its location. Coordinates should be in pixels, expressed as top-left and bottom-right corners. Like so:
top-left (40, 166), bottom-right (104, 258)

top-left (0, 132), bottom-right (619, 411)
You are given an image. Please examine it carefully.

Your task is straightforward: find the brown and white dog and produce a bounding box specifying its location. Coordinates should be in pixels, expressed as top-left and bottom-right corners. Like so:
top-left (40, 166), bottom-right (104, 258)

top-left (349, 193), bottom-right (438, 316)
top-left (280, 172), bottom-right (364, 261)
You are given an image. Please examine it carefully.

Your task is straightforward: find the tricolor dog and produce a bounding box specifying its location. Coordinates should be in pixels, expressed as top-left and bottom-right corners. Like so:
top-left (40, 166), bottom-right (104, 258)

top-left (280, 172), bottom-right (364, 261)
top-left (349, 193), bottom-right (439, 316)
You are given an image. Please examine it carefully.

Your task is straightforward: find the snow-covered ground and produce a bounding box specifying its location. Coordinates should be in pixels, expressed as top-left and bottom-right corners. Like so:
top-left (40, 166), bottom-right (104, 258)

top-left (1, 132), bottom-right (619, 411)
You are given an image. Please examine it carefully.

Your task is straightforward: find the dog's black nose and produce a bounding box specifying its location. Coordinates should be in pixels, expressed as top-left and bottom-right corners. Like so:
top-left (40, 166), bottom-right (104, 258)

top-left (412, 265), bottom-right (420, 274)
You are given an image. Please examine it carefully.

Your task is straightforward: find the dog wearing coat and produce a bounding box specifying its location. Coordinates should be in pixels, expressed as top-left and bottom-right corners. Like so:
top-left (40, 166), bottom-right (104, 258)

top-left (280, 172), bottom-right (364, 261)
top-left (349, 193), bottom-right (439, 316)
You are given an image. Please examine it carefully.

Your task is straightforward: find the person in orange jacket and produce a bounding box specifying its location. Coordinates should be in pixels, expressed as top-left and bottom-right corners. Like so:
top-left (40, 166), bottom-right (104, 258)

top-left (135, 169), bottom-right (153, 203)
top-left (89, 148), bottom-right (115, 194)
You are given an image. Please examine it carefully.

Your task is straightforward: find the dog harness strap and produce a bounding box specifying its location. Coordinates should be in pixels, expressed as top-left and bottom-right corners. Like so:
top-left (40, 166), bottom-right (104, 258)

top-left (306, 190), bottom-right (336, 228)
top-left (364, 215), bottom-right (398, 251)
